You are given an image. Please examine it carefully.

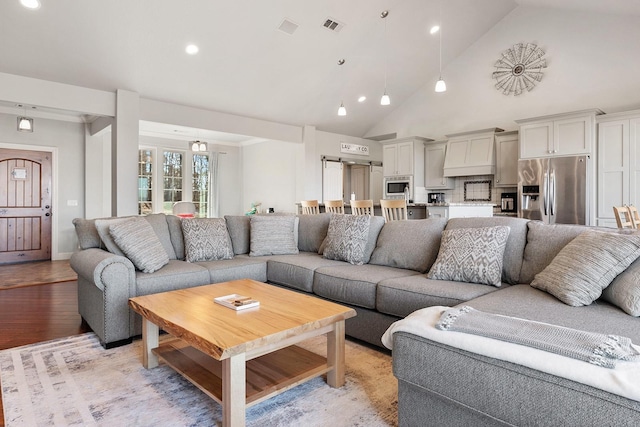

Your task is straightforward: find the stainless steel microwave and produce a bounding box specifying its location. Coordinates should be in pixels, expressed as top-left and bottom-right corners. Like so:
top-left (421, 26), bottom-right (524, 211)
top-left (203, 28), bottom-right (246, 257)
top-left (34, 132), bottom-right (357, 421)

top-left (384, 175), bottom-right (413, 199)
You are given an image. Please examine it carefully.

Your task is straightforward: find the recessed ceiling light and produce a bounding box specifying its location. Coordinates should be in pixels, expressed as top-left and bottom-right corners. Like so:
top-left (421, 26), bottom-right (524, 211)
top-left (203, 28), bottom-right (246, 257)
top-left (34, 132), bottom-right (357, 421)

top-left (358, 96), bottom-right (366, 103)
top-left (20, 0), bottom-right (40, 10)
top-left (185, 44), bottom-right (199, 55)
top-left (430, 25), bottom-right (440, 35)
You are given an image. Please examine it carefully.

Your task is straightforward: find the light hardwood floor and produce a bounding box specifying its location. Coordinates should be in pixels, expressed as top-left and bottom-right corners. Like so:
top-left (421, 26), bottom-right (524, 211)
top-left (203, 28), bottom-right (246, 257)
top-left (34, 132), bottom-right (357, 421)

top-left (0, 261), bottom-right (89, 427)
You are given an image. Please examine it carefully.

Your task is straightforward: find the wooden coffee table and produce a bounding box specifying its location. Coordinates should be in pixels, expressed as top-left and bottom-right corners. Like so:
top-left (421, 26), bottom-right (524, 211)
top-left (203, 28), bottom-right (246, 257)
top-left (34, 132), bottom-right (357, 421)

top-left (128, 279), bottom-right (356, 427)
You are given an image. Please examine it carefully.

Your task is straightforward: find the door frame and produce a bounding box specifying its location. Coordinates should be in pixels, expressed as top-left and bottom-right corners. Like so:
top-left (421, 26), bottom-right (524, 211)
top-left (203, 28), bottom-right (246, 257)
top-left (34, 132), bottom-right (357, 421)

top-left (0, 142), bottom-right (60, 260)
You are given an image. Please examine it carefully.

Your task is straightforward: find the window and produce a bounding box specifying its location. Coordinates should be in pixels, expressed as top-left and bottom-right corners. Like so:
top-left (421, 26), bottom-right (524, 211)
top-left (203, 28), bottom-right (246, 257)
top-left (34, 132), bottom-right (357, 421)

top-left (192, 154), bottom-right (210, 217)
top-left (138, 147), bottom-right (215, 217)
top-left (138, 149), bottom-right (153, 215)
top-left (162, 151), bottom-right (183, 214)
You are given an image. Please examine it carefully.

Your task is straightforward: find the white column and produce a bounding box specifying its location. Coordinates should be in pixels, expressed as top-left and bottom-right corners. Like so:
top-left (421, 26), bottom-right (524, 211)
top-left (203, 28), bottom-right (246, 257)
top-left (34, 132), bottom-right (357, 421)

top-left (111, 89), bottom-right (140, 216)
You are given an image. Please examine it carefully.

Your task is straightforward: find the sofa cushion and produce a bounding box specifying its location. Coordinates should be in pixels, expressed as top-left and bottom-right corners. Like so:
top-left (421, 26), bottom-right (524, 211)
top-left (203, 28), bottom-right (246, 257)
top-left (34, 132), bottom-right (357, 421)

top-left (313, 264), bottom-right (420, 309)
top-left (165, 214), bottom-right (185, 260)
top-left (297, 213), bottom-right (331, 253)
top-left (224, 215), bottom-right (251, 255)
top-left (370, 218), bottom-right (447, 273)
top-left (72, 218), bottom-right (101, 249)
top-left (196, 255), bottom-right (268, 283)
top-left (519, 222), bottom-right (589, 284)
top-left (94, 217), bottom-right (131, 256)
top-left (465, 285), bottom-right (640, 343)
top-left (377, 275), bottom-right (502, 318)
top-left (445, 217), bottom-right (529, 284)
top-left (144, 213), bottom-right (178, 260)
top-left (135, 260), bottom-right (211, 295)
top-left (249, 215), bottom-right (299, 256)
top-left (530, 230), bottom-right (640, 306)
top-left (267, 252), bottom-right (347, 292)
top-left (322, 214), bottom-right (371, 265)
top-left (427, 226), bottom-right (511, 287)
top-left (601, 257), bottom-right (640, 316)
top-left (109, 217), bottom-right (170, 273)
top-left (181, 218), bottom-right (234, 262)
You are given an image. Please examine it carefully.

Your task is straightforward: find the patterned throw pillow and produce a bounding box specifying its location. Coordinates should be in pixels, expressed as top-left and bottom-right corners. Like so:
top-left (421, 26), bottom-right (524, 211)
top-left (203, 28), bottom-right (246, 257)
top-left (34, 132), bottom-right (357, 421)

top-left (531, 230), bottom-right (640, 307)
top-left (249, 215), bottom-right (299, 256)
top-left (427, 226), bottom-right (511, 286)
top-left (323, 214), bottom-right (371, 265)
top-left (109, 217), bottom-right (169, 273)
top-left (181, 218), bottom-right (234, 262)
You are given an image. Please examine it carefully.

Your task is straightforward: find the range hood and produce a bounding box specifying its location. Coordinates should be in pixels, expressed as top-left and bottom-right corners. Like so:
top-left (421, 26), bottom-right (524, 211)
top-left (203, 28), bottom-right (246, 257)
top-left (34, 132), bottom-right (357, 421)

top-left (443, 128), bottom-right (503, 177)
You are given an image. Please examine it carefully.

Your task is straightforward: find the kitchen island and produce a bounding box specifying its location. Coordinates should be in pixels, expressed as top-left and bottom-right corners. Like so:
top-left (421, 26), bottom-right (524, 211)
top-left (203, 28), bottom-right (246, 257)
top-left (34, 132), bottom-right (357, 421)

top-left (294, 202), bottom-right (494, 220)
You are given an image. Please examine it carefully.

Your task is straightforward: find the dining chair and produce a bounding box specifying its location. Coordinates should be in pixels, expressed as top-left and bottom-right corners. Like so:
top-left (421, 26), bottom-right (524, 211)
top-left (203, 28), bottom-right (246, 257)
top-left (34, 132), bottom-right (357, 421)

top-left (351, 199), bottom-right (374, 216)
top-left (300, 200), bottom-right (320, 215)
top-left (324, 199), bottom-right (345, 214)
top-left (380, 199), bottom-right (408, 222)
top-left (627, 205), bottom-right (640, 228)
top-left (172, 201), bottom-right (197, 218)
top-left (613, 206), bottom-right (634, 229)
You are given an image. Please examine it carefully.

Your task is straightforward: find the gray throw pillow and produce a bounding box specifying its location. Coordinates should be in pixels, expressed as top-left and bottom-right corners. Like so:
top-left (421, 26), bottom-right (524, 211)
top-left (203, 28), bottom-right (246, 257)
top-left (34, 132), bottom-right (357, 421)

top-left (94, 217), bottom-right (132, 256)
top-left (72, 218), bottom-right (101, 249)
top-left (427, 226), bottom-right (511, 287)
top-left (530, 230), bottom-right (640, 307)
top-left (250, 215), bottom-right (299, 256)
top-left (109, 217), bottom-right (169, 273)
top-left (602, 257), bottom-right (640, 316)
top-left (181, 218), bottom-right (234, 262)
top-left (323, 214), bottom-right (371, 265)
top-left (370, 218), bottom-right (448, 272)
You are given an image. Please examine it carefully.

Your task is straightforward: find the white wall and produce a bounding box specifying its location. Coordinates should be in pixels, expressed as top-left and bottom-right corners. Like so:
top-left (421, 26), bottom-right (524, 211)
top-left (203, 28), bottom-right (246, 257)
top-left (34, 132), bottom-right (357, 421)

top-left (365, 6), bottom-right (640, 140)
top-left (242, 140), bottom-right (303, 214)
top-left (0, 113), bottom-right (85, 259)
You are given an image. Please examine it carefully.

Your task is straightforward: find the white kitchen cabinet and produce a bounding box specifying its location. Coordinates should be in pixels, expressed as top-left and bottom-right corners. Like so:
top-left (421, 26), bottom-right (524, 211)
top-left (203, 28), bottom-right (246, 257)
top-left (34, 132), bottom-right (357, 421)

top-left (596, 110), bottom-right (640, 227)
top-left (382, 136), bottom-right (431, 187)
top-left (495, 131), bottom-right (518, 187)
top-left (516, 109), bottom-right (602, 159)
top-left (443, 128), bottom-right (502, 177)
top-left (424, 141), bottom-right (455, 189)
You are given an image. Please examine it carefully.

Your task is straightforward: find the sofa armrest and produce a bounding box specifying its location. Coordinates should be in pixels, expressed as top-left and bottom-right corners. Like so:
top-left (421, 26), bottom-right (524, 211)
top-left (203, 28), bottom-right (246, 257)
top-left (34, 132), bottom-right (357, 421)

top-left (70, 248), bottom-right (135, 292)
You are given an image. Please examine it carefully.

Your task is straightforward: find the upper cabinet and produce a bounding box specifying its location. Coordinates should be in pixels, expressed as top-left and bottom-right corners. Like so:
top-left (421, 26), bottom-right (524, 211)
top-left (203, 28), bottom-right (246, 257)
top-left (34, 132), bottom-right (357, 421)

top-left (382, 137), bottom-right (431, 185)
top-left (443, 128), bottom-right (502, 177)
top-left (595, 110), bottom-right (640, 228)
top-left (516, 109), bottom-right (603, 159)
top-left (424, 141), bottom-right (455, 189)
top-left (495, 131), bottom-right (518, 187)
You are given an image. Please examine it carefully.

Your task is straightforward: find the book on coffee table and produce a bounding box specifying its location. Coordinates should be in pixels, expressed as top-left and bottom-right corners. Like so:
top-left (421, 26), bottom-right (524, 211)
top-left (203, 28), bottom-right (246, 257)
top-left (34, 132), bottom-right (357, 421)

top-left (214, 294), bottom-right (260, 311)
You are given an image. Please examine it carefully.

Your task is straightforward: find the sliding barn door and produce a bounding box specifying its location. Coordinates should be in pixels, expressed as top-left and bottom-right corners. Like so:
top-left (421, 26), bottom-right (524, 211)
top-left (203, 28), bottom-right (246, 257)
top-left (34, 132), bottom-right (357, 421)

top-left (0, 149), bottom-right (52, 263)
top-left (322, 160), bottom-right (343, 202)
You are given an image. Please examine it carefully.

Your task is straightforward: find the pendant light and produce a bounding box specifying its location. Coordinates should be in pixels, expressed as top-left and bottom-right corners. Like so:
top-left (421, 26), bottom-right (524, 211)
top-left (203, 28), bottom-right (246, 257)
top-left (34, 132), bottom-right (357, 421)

top-left (337, 59), bottom-right (347, 116)
top-left (434, 2), bottom-right (447, 93)
top-left (338, 101), bottom-right (347, 116)
top-left (380, 10), bottom-right (391, 106)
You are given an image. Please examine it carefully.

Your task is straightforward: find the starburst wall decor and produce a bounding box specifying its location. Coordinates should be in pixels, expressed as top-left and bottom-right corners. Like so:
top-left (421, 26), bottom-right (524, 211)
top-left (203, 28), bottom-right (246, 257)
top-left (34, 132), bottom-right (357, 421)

top-left (492, 42), bottom-right (547, 96)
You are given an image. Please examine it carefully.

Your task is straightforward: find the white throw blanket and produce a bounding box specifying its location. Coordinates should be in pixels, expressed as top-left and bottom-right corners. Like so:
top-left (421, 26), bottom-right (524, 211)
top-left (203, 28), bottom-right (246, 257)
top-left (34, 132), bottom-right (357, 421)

top-left (382, 306), bottom-right (640, 403)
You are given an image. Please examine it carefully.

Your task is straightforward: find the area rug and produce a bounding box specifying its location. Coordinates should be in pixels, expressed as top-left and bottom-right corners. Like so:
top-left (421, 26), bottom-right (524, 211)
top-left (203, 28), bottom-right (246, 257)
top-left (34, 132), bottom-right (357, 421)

top-left (0, 260), bottom-right (77, 290)
top-left (0, 333), bottom-right (397, 426)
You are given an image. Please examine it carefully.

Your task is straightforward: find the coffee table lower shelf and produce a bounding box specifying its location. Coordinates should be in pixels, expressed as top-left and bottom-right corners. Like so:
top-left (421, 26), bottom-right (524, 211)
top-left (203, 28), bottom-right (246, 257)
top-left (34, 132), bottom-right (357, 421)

top-left (153, 338), bottom-right (330, 407)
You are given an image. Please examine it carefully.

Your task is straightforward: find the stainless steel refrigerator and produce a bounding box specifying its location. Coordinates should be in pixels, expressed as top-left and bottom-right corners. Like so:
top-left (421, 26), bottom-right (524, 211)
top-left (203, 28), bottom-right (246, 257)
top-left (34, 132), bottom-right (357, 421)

top-left (518, 155), bottom-right (589, 225)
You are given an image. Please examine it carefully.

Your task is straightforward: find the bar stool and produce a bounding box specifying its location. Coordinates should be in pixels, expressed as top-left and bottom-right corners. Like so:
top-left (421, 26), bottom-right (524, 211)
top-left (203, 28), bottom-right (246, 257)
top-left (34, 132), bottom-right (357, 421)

top-left (324, 199), bottom-right (345, 214)
top-left (301, 200), bottom-right (320, 215)
top-left (351, 200), bottom-right (374, 216)
top-left (380, 199), bottom-right (408, 222)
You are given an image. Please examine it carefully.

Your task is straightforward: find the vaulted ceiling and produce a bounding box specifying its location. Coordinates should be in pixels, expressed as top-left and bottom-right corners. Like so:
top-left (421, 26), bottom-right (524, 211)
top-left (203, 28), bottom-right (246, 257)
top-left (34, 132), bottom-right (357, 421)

top-left (2, 0), bottom-right (640, 140)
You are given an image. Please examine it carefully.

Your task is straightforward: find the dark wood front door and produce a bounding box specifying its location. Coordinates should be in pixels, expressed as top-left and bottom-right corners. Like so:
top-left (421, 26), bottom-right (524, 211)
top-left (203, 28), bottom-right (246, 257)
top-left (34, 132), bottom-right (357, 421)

top-left (0, 148), bottom-right (52, 264)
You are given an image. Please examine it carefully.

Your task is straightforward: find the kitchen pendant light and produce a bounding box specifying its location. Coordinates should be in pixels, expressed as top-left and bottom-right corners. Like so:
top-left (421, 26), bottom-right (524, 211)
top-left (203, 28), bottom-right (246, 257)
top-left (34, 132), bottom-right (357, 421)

top-left (435, 3), bottom-right (447, 93)
top-left (17, 104), bottom-right (34, 132)
top-left (380, 10), bottom-right (391, 106)
top-left (338, 101), bottom-right (347, 116)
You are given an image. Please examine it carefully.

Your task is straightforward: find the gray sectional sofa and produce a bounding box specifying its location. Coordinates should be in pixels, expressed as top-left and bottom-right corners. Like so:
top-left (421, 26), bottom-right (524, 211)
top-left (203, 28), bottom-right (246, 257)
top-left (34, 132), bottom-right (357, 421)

top-left (70, 212), bottom-right (640, 426)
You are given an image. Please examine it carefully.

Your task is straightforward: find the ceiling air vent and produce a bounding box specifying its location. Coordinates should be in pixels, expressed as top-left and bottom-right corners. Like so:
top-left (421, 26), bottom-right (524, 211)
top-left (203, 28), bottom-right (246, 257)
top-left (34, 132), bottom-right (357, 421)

top-left (277, 18), bottom-right (299, 35)
top-left (322, 17), bottom-right (345, 32)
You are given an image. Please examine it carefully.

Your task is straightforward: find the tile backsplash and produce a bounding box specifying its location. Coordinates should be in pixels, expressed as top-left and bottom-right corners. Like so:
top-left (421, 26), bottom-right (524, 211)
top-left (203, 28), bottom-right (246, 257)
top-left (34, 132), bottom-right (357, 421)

top-left (418, 175), bottom-right (516, 210)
